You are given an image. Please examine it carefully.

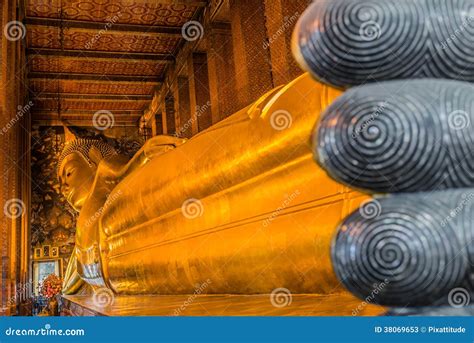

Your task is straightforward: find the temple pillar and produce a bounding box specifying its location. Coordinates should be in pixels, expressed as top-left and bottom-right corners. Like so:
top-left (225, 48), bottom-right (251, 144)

top-left (160, 105), bottom-right (168, 135)
top-left (148, 106), bottom-right (164, 137)
top-left (206, 23), bottom-right (238, 122)
top-left (230, 0), bottom-right (274, 109)
top-left (153, 111), bottom-right (164, 136)
top-left (173, 76), bottom-right (193, 139)
top-left (164, 93), bottom-right (176, 136)
top-left (186, 56), bottom-right (198, 136)
top-left (150, 115), bottom-right (157, 137)
top-left (187, 53), bottom-right (212, 133)
top-left (172, 87), bottom-right (180, 137)
top-left (0, 0), bottom-right (30, 316)
top-left (263, 0), bottom-right (308, 85)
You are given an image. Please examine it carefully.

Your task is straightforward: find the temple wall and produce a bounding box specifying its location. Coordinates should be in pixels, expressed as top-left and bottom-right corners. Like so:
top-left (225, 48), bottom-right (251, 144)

top-left (230, 0), bottom-right (274, 109)
top-left (30, 128), bottom-right (77, 275)
top-left (264, 0), bottom-right (312, 85)
top-left (141, 0), bottom-right (310, 140)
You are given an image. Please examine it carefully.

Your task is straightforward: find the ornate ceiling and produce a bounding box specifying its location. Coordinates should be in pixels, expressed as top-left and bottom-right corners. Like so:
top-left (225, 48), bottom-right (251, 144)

top-left (27, 26), bottom-right (180, 53)
top-left (25, 0), bottom-right (206, 126)
top-left (25, 1), bottom-right (198, 26)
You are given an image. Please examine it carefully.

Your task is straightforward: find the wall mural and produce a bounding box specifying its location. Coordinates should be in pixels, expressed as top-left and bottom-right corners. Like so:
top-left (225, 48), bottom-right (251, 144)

top-left (31, 126), bottom-right (144, 274)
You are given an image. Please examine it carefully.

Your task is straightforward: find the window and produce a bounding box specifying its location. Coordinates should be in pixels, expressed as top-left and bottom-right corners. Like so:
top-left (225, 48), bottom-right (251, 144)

top-left (32, 259), bottom-right (61, 296)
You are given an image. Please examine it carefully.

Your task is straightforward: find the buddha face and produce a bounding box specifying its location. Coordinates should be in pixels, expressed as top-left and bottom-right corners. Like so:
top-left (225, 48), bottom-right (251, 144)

top-left (59, 152), bottom-right (96, 211)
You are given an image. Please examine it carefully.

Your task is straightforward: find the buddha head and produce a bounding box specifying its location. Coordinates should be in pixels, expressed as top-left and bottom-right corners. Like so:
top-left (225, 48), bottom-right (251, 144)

top-left (58, 139), bottom-right (116, 211)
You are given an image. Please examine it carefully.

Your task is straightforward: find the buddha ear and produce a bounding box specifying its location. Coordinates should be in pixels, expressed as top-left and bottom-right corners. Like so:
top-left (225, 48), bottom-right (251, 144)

top-left (88, 146), bottom-right (103, 167)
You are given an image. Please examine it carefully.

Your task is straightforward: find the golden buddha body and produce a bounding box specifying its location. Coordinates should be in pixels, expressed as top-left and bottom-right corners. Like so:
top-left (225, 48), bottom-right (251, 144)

top-left (59, 74), bottom-right (368, 296)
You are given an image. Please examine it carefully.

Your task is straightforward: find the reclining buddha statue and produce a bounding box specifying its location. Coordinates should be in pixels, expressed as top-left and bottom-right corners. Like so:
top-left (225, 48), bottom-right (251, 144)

top-left (60, 0), bottom-right (474, 315)
top-left (59, 73), bottom-right (368, 297)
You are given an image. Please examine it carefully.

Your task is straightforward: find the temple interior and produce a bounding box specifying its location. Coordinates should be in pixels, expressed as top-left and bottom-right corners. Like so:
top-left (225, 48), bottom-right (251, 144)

top-left (3, 0), bottom-right (445, 317)
top-left (3, 0), bottom-right (355, 316)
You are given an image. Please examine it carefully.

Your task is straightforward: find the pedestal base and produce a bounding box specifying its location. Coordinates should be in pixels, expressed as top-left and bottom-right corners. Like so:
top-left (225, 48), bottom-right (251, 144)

top-left (60, 293), bottom-right (384, 316)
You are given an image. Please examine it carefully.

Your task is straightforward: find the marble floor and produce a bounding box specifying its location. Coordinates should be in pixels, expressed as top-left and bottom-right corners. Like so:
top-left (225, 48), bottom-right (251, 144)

top-left (61, 293), bottom-right (384, 316)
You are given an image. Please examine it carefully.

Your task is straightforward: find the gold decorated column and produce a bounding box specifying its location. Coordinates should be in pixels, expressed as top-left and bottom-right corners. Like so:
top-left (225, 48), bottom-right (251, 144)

top-left (0, 0), bottom-right (30, 316)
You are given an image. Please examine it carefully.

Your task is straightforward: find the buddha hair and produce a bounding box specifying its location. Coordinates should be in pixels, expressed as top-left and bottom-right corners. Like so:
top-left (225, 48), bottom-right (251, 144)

top-left (58, 139), bottom-right (117, 174)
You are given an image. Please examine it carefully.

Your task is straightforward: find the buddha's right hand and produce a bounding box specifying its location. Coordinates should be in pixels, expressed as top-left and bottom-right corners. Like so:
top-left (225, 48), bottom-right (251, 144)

top-left (293, 0), bottom-right (474, 312)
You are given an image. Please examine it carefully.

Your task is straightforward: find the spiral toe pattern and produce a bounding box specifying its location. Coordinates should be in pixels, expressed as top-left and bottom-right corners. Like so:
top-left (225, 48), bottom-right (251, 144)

top-left (315, 80), bottom-right (474, 193)
top-left (293, 0), bottom-right (474, 88)
top-left (332, 189), bottom-right (472, 306)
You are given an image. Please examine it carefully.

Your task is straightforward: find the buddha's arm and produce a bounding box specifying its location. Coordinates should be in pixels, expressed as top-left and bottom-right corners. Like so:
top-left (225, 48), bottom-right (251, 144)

top-left (96, 135), bottom-right (187, 183)
top-left (62, 250), bottom-right (85, 295)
